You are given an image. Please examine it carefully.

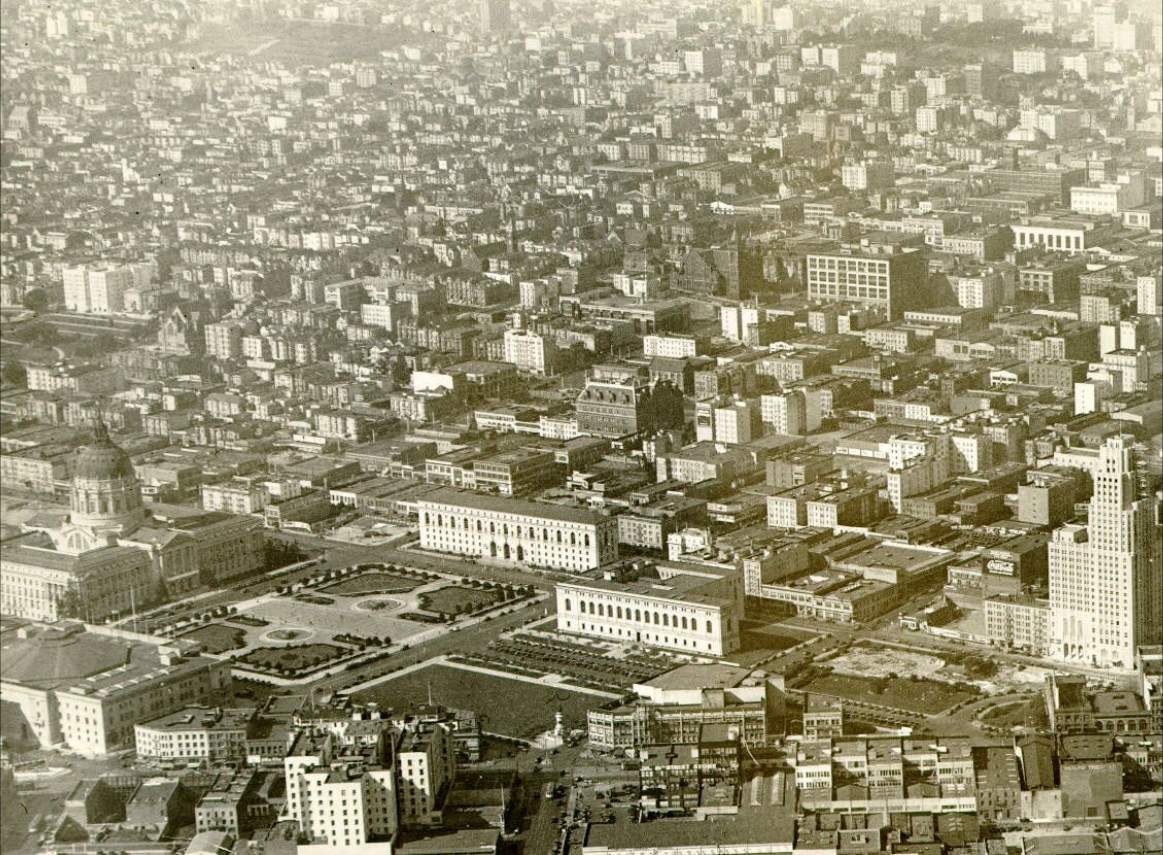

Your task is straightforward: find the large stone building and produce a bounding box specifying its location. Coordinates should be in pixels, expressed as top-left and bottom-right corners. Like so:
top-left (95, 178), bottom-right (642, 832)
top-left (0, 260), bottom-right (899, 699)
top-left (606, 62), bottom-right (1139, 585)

top-left (1049, 436), bottom-right (1160, 670)
top-left (417, 488), bottom-right (618, 571)
top-left (555, 562), bottom-right (743, 655)
top-left (1, 422), bottom-right (265, 622)
top-left (0, 622), bottom-right (231, 757)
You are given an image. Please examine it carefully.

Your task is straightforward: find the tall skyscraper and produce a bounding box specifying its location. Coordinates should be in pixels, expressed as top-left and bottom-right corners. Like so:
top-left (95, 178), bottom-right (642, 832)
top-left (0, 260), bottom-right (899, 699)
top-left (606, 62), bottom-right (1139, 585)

top-left (1049, 436), bottom-right (1160, 669)
top-left (1092, 4), bottom-right (1118, 48)
top-left (480, 0), bottom-right (511, 35)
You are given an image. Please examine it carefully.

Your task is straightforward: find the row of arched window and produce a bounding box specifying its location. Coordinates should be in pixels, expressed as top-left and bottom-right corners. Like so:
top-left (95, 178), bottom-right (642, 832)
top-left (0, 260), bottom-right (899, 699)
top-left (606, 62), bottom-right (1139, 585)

top-left (424, 512), bottom-right (591, 547)
top-left (563, 597), bottom-right (712, 633)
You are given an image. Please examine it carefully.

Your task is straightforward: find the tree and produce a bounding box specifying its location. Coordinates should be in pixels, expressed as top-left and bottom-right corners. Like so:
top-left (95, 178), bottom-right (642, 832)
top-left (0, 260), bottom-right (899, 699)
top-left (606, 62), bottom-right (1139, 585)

top-left (21, 289), bottom-right (49, 313)
top-left (55, 588), bottom-right (85, 620)
top-left (390, 356), bottom-right (412, 387)
top-left (1, 362), bottom-right (27, 387)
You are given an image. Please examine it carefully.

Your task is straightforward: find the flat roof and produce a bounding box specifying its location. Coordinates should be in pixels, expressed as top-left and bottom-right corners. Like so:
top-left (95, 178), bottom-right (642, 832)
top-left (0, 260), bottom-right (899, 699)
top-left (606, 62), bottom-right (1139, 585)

top-left (560, 575), bottom-right (723, 606)
top-left (584, 813), bottom-right (795, 851)
top-left (0, 623), bottom-right (215, 697)
top-left (419, 487), bottom-right (609, 525)
top-left (641, 663), bottom-right (754, 692)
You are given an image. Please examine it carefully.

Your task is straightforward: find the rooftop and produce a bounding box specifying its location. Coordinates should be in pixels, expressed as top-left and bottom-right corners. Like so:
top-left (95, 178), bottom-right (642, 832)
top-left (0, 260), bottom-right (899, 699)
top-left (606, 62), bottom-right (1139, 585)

top-left (420, 487), bottom-right (609, 525)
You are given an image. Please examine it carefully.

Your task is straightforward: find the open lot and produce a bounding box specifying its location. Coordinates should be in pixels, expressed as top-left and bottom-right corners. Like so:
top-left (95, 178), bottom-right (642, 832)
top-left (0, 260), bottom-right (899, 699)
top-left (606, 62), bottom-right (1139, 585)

top-left (804, 673), bottom-right (978, 715)
top-left (352, 664), bottom-right (600, 738)
top-left (828, 645), bottom-right (947, 680)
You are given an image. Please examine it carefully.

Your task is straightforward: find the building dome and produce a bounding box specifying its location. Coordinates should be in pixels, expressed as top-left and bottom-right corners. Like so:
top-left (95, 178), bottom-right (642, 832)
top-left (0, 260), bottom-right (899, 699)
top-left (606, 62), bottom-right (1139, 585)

top-left (73, 420), bottom-right (136, 482)
top-left (67, 420), bottom-right (145, 543)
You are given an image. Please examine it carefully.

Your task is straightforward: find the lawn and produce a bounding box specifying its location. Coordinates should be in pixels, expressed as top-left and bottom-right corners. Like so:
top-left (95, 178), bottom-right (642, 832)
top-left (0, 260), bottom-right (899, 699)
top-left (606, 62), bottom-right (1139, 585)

top-left (981, 698), bottom-right (1043, 729)
top-left (240, 643), bottom-right (350, 674)
top-left (804, 673), bottom-right (977, 715)
top-left (420, 585), bottom-right (503, 617)
top-left (352, 665), bottom-right (598, 738)
top-left (180, 623), bottom-right (247, 655)
top-left (323, 572), bottom-right (422, 596)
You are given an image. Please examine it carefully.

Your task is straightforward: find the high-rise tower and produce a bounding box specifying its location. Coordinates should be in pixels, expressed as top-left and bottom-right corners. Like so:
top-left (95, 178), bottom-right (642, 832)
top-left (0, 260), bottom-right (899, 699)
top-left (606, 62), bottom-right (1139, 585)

top-left (480, 0), bottom-right (511, 35)
top-left (1049, 436), bottom-right (1160, 669)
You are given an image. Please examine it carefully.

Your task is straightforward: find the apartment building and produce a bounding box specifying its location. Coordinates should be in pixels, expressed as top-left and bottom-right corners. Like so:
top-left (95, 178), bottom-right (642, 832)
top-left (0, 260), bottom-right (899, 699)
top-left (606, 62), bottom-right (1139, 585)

top-left (282, 729), bottom-right (398, 853)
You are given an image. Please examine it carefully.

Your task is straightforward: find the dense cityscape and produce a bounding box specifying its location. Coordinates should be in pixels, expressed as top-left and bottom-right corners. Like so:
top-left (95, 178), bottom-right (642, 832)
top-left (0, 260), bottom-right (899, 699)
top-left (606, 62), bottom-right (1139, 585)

top-left (0, 0), bottom-right (1161, 854)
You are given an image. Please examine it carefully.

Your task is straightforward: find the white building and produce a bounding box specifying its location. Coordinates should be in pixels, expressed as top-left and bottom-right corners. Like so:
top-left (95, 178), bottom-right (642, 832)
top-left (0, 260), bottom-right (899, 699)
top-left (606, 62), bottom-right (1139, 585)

top-left (713, 399), bottom-right (762, 444)
top-left (1013, 49), bottom-right (1054, 74)
top-left (395, 722), bottom-right (456, 826)
top-left (503, 327), bottom-right (555, 375)
top-left (283, 729), bottom-right (397, 854)
top-left (1011, 216), bottom-right (1106, 255)
top-left (201, 479), bottom-right (269, 515)
top-left (841, 160), bottom-right (894, 192)
top-left (1049, 436), bottom-right (1160, 670)
top-left (643, 334), bottom-right (700, 358)
top-left (954, 270), bottom-right (1008, 310)
top-left (1137, 275), bottom-right (1161, 316)
top-left (63, 263), bottom-right (137, 314)
top-left (418, 488), bottom-right (618, 571)
top-left (1070, 173), bottom-right (1150, 215)
top-left (360, 301), bottom-right (412, 334)
top-left (555, 564), bottom-right (743, 656)
top-left (134, 706), bottom-right (253, 763)
top-left (205, 322), bottom-right (244, 360)
top-left (1018, 107), bottom-right (1081, 141)
top-left (720, 304), bottom-right (762, 343)
top-left (1, 623), bottom-right (231, 758)
top-left (760, 391), bottom-right (807, 435)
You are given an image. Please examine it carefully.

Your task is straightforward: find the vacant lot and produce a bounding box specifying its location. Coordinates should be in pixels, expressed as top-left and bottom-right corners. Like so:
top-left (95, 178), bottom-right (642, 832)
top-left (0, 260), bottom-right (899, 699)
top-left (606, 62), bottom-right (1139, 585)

top-left (240, 643), bottom-right (350, 674)
top-left (323, 572), bottom-right (422, 596)
top-left (804, 673), bottom-right (977, 715)
top-left (353, 665), bottom-right (598, 738)
top-left (420, 585), bottom-right (503, 617)
top-left (180, 623), bottom-right (247, 654)
top-left (828, 645), bottom-right (946, 680)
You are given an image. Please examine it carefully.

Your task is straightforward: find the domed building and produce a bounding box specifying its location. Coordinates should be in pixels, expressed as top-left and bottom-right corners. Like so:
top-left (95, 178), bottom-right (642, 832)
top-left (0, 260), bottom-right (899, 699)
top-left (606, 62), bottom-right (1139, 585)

top-left (59, 420), bottom-right (147, 554)
top-left (2, 420), bottom-right (266, 623)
